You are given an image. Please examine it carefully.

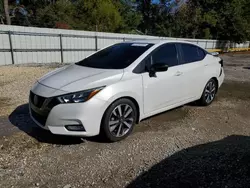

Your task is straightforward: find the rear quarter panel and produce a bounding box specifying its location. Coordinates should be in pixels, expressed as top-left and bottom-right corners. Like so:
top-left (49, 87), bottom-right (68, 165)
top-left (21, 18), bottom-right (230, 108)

top-left (200, 54), bottom-right (221, 92)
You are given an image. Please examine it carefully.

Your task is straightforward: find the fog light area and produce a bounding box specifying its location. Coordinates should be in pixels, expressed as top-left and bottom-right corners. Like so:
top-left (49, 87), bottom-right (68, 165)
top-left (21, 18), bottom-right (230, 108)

top-left (65, 125), bottom-right (85, 131)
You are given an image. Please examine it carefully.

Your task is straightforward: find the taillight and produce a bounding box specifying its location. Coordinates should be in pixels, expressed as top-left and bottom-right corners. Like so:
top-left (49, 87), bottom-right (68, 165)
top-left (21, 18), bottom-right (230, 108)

top-left (219, 59), bottom-right (223, 76)
top-left (219, 59), bottom-right (224, 67)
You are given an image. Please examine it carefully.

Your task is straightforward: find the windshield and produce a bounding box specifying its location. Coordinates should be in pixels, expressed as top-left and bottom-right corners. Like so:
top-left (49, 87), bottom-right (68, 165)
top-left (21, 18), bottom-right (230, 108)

top-left (76, 43), bottom-right (153, 69)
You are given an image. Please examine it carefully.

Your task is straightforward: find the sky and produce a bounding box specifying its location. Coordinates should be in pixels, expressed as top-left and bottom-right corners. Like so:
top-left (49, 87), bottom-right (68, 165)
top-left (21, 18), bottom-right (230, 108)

top-left (152, 0), bottom-right (187, 6)
top-left (152, 0), bottom-right (187, 13)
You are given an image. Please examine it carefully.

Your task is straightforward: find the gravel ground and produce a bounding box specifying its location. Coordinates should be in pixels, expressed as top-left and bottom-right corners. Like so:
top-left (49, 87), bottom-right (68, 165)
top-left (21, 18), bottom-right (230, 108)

top-left (0, 54), bottom-right (250, 188)
top-left (221, 53), bottom-right (250, 82)
top-left (0, 63), bottom-right (63, 117)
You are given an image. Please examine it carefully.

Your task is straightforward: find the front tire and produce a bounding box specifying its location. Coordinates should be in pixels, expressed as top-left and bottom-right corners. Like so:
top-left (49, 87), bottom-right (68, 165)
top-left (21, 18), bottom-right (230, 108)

top-left (198, 79), bottom-right (217, 106)
top-left (101, 98), bottom-right (137, 142)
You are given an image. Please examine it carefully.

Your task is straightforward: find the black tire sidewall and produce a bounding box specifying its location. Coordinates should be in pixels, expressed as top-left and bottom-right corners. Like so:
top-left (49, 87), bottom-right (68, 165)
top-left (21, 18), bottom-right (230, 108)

top-left (101, 98), bottom-right (137, 142)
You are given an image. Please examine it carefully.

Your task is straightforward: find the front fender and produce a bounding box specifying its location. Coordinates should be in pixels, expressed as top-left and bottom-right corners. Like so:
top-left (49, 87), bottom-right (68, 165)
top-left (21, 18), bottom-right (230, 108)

top-left (96, 74), bottom-right (144, 120)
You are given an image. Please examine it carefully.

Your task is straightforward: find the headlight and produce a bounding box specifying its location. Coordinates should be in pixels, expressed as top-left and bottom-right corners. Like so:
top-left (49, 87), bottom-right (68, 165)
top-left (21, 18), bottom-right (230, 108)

top-left (57, 86), bottom-right (105, 103)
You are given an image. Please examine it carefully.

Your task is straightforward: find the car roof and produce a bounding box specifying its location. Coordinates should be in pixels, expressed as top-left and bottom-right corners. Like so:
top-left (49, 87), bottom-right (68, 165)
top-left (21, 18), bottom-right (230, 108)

top-left (126, 39), bottom-right (196, 45)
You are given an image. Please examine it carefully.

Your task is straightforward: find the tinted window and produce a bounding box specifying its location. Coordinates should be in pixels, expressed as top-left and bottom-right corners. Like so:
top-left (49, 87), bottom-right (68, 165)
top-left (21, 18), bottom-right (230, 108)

top-left (197, 47), bottom-right (206, 60)
top-left (181, 44), bottom-right (205, 64)
top-left (152, 44), bottom-right (178, 67)
top-left (76, 43), bottom-right (153, 69)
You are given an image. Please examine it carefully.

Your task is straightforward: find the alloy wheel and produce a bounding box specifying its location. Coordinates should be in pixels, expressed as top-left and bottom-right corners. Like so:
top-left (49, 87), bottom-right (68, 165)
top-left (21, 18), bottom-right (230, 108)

top-left (108, 104), bottom-right (134, 137)
top-left (204, 81), bottom-right (216, 103)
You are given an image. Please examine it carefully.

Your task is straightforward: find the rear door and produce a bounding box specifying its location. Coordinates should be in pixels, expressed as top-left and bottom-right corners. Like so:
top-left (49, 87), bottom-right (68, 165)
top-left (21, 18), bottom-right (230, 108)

top-left (177, 43), bottom-right (208, 99)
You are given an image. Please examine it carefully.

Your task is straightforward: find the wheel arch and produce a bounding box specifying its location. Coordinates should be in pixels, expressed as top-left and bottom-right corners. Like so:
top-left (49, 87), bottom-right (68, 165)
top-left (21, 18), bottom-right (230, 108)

top-left (123, 96), bottom-right (140, 124)
top-left (198, 76), bottom-right (219, 100)
top-left (211, 77), bottom-right (219, 93)
top-left (102, 96), bottom-right (141, 124)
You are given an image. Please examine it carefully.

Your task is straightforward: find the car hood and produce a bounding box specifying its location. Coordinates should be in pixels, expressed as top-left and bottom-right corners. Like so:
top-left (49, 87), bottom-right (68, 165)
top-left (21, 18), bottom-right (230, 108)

top-left (38, 64), bottom-right (124, 92)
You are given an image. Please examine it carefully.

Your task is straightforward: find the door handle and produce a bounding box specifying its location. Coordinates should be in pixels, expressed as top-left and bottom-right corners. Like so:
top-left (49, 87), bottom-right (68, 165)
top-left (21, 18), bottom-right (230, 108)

top-left (174, 71), bottom-right (183, 76)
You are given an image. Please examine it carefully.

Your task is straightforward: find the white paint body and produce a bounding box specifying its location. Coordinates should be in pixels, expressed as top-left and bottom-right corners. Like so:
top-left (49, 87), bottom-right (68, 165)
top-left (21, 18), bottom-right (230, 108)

top-left (29, 40), bottom-right (225, 137)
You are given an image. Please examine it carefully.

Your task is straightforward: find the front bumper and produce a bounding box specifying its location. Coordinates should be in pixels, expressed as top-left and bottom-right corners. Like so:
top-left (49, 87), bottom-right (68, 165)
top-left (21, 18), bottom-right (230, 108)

top-left (29, 93), bottom-right (110, 137)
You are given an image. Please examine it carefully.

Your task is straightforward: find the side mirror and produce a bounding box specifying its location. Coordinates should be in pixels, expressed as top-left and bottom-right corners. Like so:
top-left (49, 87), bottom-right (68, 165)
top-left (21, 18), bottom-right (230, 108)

top-left (149, 63), bottom-right (168, 77)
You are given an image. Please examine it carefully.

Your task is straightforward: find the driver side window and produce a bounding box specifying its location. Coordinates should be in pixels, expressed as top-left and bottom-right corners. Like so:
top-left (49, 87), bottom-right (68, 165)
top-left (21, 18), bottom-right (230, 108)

top-left (135, 43), bottom-right (179, 73)
top-left (152, 43), bottom-right (179, 67)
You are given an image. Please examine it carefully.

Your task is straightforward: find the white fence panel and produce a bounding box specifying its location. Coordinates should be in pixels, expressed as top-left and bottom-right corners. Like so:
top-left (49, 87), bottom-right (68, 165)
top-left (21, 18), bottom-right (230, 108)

top-left (0, 32), bottom-right (10, 49)
top-left (63, 51), bottom-right (93, 63)
top-left (0, 25), bottom-right (249, 65)
top-left (0, 52), bottom-right (12, 65)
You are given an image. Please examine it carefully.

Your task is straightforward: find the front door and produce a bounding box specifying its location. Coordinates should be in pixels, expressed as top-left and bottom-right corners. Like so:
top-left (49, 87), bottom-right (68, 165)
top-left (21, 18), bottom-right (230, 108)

top-left (142, 43), bottom-right (185, 115)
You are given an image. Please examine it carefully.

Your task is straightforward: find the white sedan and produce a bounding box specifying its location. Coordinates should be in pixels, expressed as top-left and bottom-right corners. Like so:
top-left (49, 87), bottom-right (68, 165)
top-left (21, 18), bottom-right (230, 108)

top-left (29, 40), bottom-right (224, 142)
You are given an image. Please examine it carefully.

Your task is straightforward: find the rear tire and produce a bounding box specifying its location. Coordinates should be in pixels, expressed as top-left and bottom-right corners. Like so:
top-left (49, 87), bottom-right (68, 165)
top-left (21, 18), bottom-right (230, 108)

top-left (198, 79), bottom-right (217, 106)
top-left (101, 98), bottom-right (137, 142)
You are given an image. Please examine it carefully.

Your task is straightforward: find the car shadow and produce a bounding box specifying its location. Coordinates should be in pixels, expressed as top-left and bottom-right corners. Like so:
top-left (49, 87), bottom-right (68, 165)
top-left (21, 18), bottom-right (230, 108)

top-left (127, 135), bottom-right (250, 188)
top-left (8, 103), bottom-right (105, 145)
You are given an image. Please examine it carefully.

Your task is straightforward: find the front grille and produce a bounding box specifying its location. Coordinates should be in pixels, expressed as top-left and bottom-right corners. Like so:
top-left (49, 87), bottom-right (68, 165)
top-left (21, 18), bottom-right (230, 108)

top-left (30, 91), bottom-right (60, 110)
top-left (31, 108), bottom-right (48, 126)
top-left (30, 91), bottom-right (61, 126)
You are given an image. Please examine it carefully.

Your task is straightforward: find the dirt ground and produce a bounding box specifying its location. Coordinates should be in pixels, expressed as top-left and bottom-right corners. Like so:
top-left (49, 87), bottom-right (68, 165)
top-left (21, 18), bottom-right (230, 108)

top-left (0, 54), bottom-right (250, 188)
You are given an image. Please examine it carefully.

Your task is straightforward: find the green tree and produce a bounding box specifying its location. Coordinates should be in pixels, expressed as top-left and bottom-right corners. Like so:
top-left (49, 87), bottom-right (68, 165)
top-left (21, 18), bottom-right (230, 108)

top-left (0, 0), bottom-right (4, 24)
top-left (242, 0), bottom-right (250, 40)
top-left (2, 0), bottom-right (249, 42)
top-left (74, 0), bottom-right (122, 32)
top-left (170, 5), bottom-right (213, 39)
top-left (136, 0), bottom-right (172, 35)
top-left (114, 0), bottom-right (142, 33)
top-left (36, 0), bottom-right (75, 28)
top-left (136, 0), bottom-right (152, 34)
top-left (190, 0), bottom-right (250, 42)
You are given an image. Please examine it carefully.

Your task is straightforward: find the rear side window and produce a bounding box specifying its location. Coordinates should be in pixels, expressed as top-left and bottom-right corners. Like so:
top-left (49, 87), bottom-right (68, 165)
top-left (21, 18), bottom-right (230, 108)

top-left (152, 44), bottom-right (178, 67)
top-left (180, 44), bottom-right (206, 64)
top-left (197, 47), bottom-right (206, 60)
